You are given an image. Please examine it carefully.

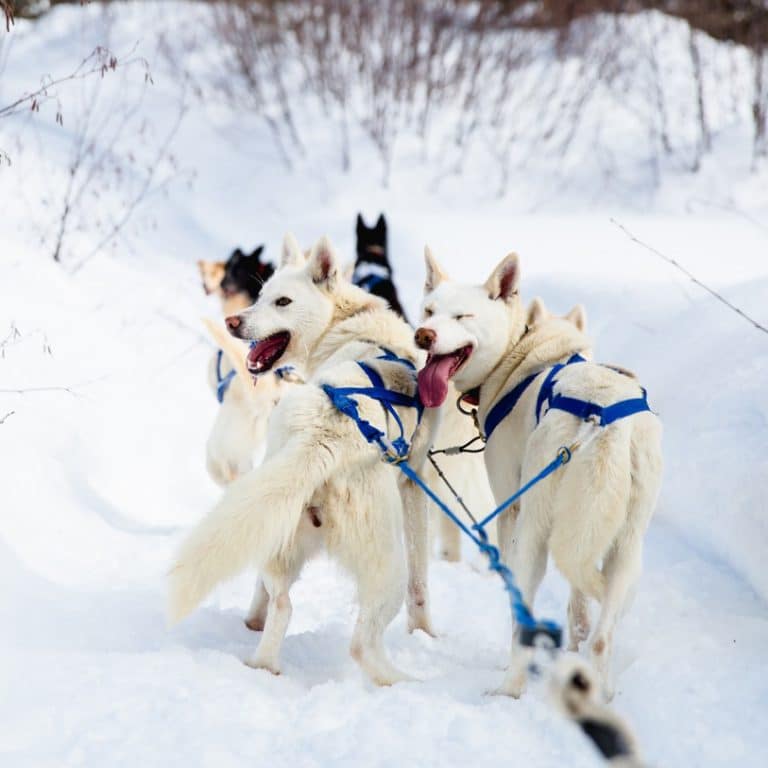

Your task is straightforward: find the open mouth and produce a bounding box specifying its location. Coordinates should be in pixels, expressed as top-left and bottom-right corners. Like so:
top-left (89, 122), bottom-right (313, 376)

top-left (417, 345), bottom-right (473, 408)
top-left (247, 332), bottom-right (291, 376)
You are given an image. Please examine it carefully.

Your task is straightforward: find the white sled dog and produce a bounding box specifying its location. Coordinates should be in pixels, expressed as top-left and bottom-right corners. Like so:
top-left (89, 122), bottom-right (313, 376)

top-left (169, 236), bottom-right (439, 685)
top-left (414, 248), bottom-right (662, 699)
top-left (202, 319), bottom-right (284, 485)
top-left (428, 298), bottom-right (587, 562)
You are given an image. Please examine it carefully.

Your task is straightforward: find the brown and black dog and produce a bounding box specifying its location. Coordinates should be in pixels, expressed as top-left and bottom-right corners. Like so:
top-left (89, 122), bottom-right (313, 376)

top-left (197, 245), bottom-right (275, 316)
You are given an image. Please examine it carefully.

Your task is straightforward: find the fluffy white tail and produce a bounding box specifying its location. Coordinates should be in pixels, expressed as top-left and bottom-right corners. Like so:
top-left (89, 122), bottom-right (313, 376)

top-left (168, 440), bottom-right (336, 623)
top-left (203, 318), bottom-right (251, 383)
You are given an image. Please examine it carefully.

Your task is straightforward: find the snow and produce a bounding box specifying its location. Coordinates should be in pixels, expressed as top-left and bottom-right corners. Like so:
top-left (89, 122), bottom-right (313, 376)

top-left (1, 3), bottom-right (767, 767)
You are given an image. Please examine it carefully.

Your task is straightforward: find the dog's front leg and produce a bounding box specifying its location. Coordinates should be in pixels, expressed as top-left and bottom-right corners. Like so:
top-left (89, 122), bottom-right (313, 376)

top-left (399, 407), bottom-right (440, 636)
top-left (399, 477), bottom-right (434, 636)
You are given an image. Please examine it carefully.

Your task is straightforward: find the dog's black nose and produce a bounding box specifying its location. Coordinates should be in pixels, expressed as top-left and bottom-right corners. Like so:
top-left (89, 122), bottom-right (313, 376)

top-left (225, 315), bottom-right (242, 335)
top-left (414, 327), bottom-right (436, 351)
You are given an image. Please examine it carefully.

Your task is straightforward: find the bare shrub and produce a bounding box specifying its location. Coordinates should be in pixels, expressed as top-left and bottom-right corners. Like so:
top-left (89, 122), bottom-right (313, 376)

top-left (1, 40), bottom-right (189, 265)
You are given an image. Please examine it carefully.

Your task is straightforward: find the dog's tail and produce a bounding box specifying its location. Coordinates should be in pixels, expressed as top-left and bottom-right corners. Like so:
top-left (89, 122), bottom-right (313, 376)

top-left (168, 437), bottom-right (336, 623)
top-left (202, 317), bottom-right (253, 388)
top-left (548, 429), bottom-right (633, 602)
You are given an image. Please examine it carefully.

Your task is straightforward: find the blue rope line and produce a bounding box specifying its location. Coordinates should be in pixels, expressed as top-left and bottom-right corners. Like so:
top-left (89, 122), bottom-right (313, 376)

top-left (321, 355), bottom-right (569, 649)
top-left (474, 446), bottom-right (573, 530)
top-left (392, 453), bottom-right (562, 644)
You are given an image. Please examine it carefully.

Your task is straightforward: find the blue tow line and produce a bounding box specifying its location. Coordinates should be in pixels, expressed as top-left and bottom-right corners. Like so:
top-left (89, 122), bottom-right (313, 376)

top-left (322, 350), bottom-right (567, 649)
top-left (395, 452), bottom-right (567, 647)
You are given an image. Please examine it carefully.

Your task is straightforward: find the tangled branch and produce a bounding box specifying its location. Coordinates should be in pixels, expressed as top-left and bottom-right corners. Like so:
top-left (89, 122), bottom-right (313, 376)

top-left (0, 44), bottom-right (149, 124)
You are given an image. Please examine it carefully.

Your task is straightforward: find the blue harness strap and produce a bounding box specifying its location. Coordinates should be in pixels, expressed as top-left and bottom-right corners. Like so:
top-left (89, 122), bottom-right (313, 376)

top-left (484, 353), bottom-right (652, 436)
top-left (535, 353), bottom-right (587, 422)
top-left (536, 354), bottom-right (652, 426)
top-left (484, 354), bottom-right (586, 441)
top-left (484, 372), bottom-right (539, 441)
top-left (355, 273), bottom-right (385, 292)
top-left (321, 349), bottom-right (422, 460)
top-left (215, 349), bottom-right (236, 404)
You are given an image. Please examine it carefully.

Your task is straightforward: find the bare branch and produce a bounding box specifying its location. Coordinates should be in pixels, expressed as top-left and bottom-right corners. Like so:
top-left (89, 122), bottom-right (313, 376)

top-left (611, 218), bottom-right (768, 337)
top-left (0, 44), bottom-right (147, 122)
top-left (0, 386), bottom-right (81, 397)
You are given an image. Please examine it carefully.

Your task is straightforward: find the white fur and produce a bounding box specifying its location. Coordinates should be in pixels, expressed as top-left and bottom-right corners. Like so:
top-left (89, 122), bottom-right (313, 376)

top-left (170, 237), bottom-right (440, 685)
top-left (202, 318), bottom-right (285, 485)
top-left (418, 249), bottom-right (663, 699)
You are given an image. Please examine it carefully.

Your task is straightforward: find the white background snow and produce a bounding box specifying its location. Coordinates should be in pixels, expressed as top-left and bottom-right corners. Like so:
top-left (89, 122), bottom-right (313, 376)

top-left (1, 3), bottom-right (767, 767)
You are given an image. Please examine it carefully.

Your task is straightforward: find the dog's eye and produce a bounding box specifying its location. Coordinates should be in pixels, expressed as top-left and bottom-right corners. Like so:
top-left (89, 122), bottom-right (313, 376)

top-left (423, 308), bottom-right (433, 318)
top-left (454, 313), bottom-right (474, 321)
top-left (275, 297), bottom-right (292, 307)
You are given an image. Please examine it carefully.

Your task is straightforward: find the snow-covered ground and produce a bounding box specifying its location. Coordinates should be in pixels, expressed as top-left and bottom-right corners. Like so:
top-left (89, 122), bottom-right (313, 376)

top-left (1, 4), bottom-right (767, 767)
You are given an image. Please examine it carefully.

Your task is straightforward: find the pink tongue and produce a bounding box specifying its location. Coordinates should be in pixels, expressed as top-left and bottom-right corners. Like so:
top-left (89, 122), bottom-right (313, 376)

top-left (418, 355), bottom-right (456, 407)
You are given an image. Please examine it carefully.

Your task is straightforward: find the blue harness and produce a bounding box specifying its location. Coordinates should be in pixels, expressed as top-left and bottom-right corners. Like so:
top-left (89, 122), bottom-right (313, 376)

top-left (322, 348), bottom-right (423, 461)
top-left (355, 273), bottom-right (386, 292)
top-left (484, 353), bottom-right (651, 441)
top-left (215, 349), bottom-right (236, 404)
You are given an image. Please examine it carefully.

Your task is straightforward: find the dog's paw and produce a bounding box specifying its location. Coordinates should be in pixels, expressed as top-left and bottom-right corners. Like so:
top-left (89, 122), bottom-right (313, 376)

top-left (407, 605), bottom-right (437, 637)
top-left (407, 615), bottom-right (437, 638)
top-left (244, 616), bottom-right (265, 632)
top-left (372, 669), bottom-right (417, 687)
top-left (244, 658), bottom-right (280, 676)
top-left (487, 671), bottom-right (527, 698)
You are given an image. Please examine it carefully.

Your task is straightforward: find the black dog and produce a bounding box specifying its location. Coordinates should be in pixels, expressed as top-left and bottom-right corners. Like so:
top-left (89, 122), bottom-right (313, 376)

top-left (220, 245), bottom-right (275, 303)
top-left (353, 214), bottom-right (407, 320)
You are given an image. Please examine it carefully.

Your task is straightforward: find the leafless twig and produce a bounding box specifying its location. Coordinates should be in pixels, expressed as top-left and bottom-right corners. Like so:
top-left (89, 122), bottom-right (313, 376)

top-left (611, 218), bottom-right (768, 336)
top-left (0, 386), bottom-right (81, 396)
top-left (0, 45), bottom-right (147, 121)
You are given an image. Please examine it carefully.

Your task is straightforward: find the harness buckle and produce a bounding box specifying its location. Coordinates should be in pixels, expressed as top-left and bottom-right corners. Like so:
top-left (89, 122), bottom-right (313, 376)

top-left (557, 441), bottom-right (580, 464)
top-left (378, 436), bottom-right (409, 465)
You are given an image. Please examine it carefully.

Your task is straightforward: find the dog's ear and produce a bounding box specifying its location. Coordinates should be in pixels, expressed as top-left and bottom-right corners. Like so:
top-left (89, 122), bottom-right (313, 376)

top-left (424, 245), bottom-right (448, 294)
top-left (484, 253), bottom-right (520, 303)
top-left (308, 236), bottom-right (339, 289)
top-left (526, 297), bottom-right (548, 326)
top-left (564, 304), bottom-right (587, 332)
top-left (356, 213), bottom-right (366, 234)
top-left (375, 213), bottom-right (387, 233)
top-left (249, 244), bottom-right (265, 261)
top-left (280, 232), bottom-right (304, 268)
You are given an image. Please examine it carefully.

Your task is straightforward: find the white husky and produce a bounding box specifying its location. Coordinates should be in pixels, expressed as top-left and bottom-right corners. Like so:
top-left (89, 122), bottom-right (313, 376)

top-left (169, 236), bottom-right (439, 685)
top-left (414, 248), bottom-right (663, 699)
top-left (427, 298), bottom-right (587, 562)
